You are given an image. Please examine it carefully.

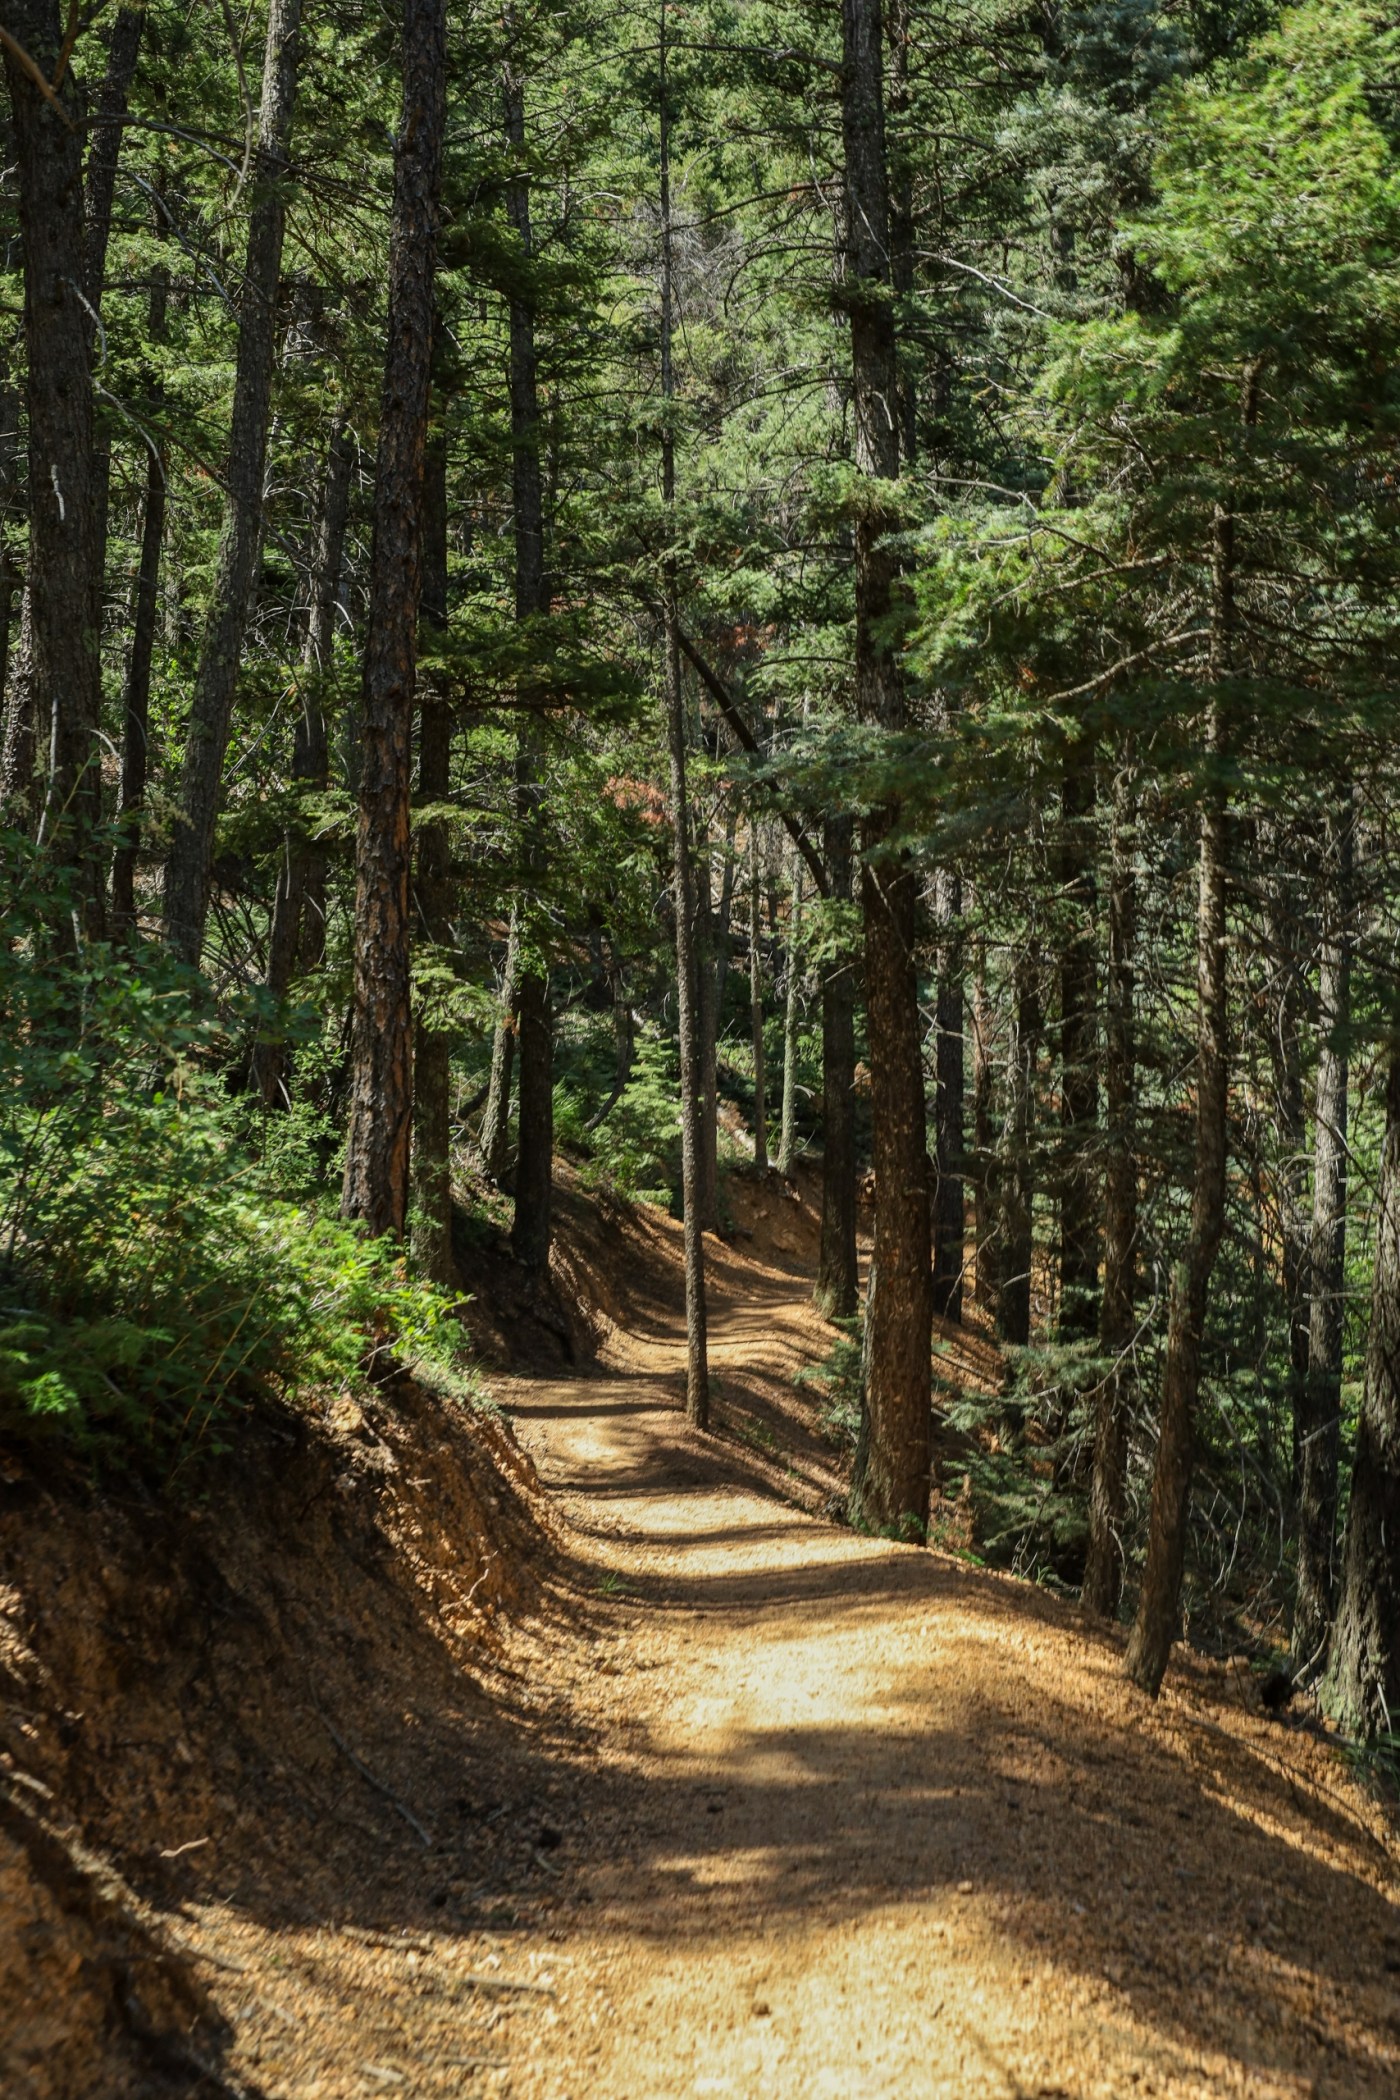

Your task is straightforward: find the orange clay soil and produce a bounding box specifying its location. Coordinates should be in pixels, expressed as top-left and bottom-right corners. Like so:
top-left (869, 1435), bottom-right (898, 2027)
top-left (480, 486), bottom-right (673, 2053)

top-left (4, 1167), bottom-right (1399, 2099)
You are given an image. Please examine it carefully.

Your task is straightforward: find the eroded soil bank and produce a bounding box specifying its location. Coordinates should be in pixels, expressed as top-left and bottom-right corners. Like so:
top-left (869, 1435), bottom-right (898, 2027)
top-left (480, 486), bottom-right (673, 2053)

top-left (3, 1169), bottom-right (1398, 2098)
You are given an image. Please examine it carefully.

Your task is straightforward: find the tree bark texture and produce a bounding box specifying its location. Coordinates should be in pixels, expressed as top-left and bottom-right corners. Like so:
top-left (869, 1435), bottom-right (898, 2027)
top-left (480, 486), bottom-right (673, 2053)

top-left (660, 1), bottom-right (708, 1424)
top-left (1058, 743), bottom-right (1099, 1336)
top-left (696, 831), bottom-right (721, 1228)
top-left (777, 853), bottom-right (804, 1176)
top-left (749, 822), bottom-right (768, 1173)
top-left (817, 813), bottom-right (859, 1319)
top-left (1295, 788), bottom-right (1354, 1669)
top-left (341, 0), bottom-right (447, 1237)
top-left (83, 3), bottom-right (145, 586)
top-left (931, 866), bottom-right (965, 1323)
top-left (842, 0), bottom-right (932, 1535)
top-left (997, 945), bottom-right (1040, 1349)
top-left (1083, 753), bottom-right (1137, 1619)
top-left (1125, 695), bottom-right (1230, 1694)
top-left (410, 414), bottom-right (454, 1283)
top-left (1327, 1046), bottom-right (1400, 1739)
top-left (1261, 828), bottom-right (1312, 1496)
top-left (505, 50), bottom-right (554, 1271)
top-left (480, 909), bottom-right (520, 1177)
top-left (162, 0), bottom-right (303, 964)
top-left (110, 243), bottom-right (170, 940)
top-left (5, 0), bottom-right (106, 933)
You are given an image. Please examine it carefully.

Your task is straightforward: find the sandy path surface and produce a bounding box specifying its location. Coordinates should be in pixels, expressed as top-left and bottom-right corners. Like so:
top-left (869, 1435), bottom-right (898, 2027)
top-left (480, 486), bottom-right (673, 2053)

top-left (493, 1238), bottom-right (1400, 2100)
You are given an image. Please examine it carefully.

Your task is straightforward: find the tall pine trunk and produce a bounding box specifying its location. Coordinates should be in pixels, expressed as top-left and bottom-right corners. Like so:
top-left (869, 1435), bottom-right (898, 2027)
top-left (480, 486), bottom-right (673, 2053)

top-left (505, 44), bottom-right (553, 1272)
top-left (5, 0), bottom-right (107, 934)
top-left (843, 0), bottom-right (932, 1535)
top-left (817, 813), bottom-right (859, 1318)
top-left (83, 4), bottom-right (145, 590)
top-left (1058, 746), bottom-right (1099, 1336)
top-left (162, 0), bottom-right (303, 964)
top-left (931, 866), bottom-right (965, 1323)
top-left (1295, 787), bottom-right (1354, 1668)
top-left (480, 909), bottom-right (520, 1177)
top-left (110, 229), bottom-right (170, 940)
top-left (1126, 624), bottom-right (1232, 1692)
top-left (341, 0), bottom-right (447, 1236)
top-left (409, 412), bottom-right (454, 1282)
top-left (1327, 1045), bottom-right (1400, 1738)
top-left (1262, 828), bottom-right (1312, 1497)
top-left (777, 854), bottom-right (804, 1176)
top-left (749, 823), bottom-right (769, 1172)
top-left (998, 946), bottom-right (1040, 1349)
top-left (1084, 752), bottom-right (1137, 1618)
top-left (660, 0), bottom-right (707, 1423)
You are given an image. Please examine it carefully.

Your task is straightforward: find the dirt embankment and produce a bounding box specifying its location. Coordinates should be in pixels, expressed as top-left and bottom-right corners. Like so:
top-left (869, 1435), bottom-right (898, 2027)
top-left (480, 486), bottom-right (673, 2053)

top-left (0, 1343), bottom-right (566, 2097)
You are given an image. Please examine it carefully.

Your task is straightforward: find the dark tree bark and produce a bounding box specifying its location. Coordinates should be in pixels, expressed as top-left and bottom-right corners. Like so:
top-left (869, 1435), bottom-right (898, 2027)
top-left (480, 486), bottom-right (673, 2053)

top-left (695, 819), bottom-right (720, 1226)
top-left (1295, 788), bottom-right (1355, 1669)
top-left (5, 0), bottom-right (106, 933)
top-left (162, 0), bottom-right (303, 964)
top-left (998, 945), bottom-right (1041, 1349)
top-left (749, 822), bottom-right (768, 1174)
top-left (0, 386), bottom-right (27, 816)
top-left (843, 0), bottom-right (932, 1536)
top-left (1126, 697), bottom-right (1232, 1690)
top-left (1327, 1046), bottom-right (1400, 1738)
top-left (777, 854), bottom-right (805, 1176)
top-left (931, 866), bottom-right (965, 1323)
top-left (110, 235), bottom-right (170, 941)
top-left (660, 0), bottom-right (708, 1423)
top-left (480, 908), bottom-right (520, 1177)
top-left (817, 814), bottom-right (858, 1319)
top-left (410, 413), bottom-right (454, 1282)
top-left (341, 0), bottom-right (447, 1237)
top-left (1084, 752), bottom-right (1138, 1619)
top-left (1058, 744), bottom-right (1100, 1336)
top-left (504, 42), bottom-right (553, 1272)
top-left (1262, 827), bottom-right (1313, 1494)
top-left (712, 802), bottom-right (739, 1021)
top-left (83, 3), bottom-right (145, 585)
top-left (971, 932), bottom-right (996, 1310)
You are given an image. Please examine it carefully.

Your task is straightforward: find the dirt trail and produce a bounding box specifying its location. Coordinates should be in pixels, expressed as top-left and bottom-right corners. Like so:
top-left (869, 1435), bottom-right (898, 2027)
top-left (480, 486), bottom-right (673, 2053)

top-left (490, 1214), bottom-right (1400, 2100)
top-left (5, 1180), bottom-right (1399, 2100)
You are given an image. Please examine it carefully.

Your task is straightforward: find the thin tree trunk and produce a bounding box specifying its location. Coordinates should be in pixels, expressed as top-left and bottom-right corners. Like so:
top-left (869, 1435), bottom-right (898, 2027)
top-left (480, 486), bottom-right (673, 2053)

top-left (931, 866), bottom-right (965, 1323)
top-left (777, 854), bottom-right (804, 1176)
top-left (252, 412), bottom-right (353, 1093)
top-left (749, 821), bottom-right (768, 1173)
top-left (999, 945), bottom-right (1040, 1349)
top-left (1058, 745), bottom-right (1099, 1336)
top-left (696, 826), bottom-right (720, 1227)
top-left (410, 412), bottom-right (454, 1283)
top-left (1125, 681), bottom-right (1232, 1690)
top-left (1262, 826), bottom-right (1312, 1497)
top-left (83, 3), bottom-right (145, 591)
top-left (162, 0), bottom-right (303, 964)
top-left (0, 387), bottom-right (28, 817)
top-left (1084, 752), bottom-right (1138, 1618)
top-left (5, 0), bottom-right (106, 933)
top-left (1295, 786), bottom-right (1354, 1669)
top-left (1326, 1045), bottom-right (1400, 1738)
top-left (110, 243), bottom-right (170, 941)
top-left (660, 0), bottom-right (708, 1423)
top-left (341, 0), bottom-right (447, 1237)
top-left (480, 909), bottom-right (520, 1178)
top-left (843, 0), bottom-right (932, 1536)
top-left (504, 38), bottom-right (553, 1272)
top-left (713, 801), bottom-right (739, 1021)
top-left (817, 813), bottom-right (858, 1319)
top-left (972, 931), bottom-right (996, 1310)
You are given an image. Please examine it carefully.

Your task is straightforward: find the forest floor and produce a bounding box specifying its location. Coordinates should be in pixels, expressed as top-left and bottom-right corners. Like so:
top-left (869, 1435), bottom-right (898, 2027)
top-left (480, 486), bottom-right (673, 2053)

top-left (4, 1167), bottom-right (1400, 2098)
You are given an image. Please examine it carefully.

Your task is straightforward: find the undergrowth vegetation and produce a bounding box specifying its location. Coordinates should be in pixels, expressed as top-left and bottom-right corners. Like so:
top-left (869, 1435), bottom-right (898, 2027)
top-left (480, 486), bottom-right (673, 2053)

top-left (0, 841), bottom-right (470, 1469)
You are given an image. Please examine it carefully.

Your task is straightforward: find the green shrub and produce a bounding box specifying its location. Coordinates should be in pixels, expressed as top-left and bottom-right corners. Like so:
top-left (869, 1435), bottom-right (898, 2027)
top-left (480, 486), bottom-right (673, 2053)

top-left (0, 838), bottom-right (468, 1466)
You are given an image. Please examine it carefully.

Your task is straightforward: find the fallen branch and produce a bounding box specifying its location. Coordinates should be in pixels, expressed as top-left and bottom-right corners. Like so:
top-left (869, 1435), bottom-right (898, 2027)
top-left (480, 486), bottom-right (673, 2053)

top-left (309, 1707), bottom-right (434, 1850)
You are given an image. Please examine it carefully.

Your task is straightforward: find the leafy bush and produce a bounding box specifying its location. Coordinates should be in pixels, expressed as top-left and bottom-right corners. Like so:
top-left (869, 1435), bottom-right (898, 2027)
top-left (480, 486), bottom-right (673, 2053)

top-left (0, 839), bottom-right (467, 1466)
top-left (794, 1318), bottom-right (864, 1449)
top-left (555, 1028), bottom-right (681, 1205)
